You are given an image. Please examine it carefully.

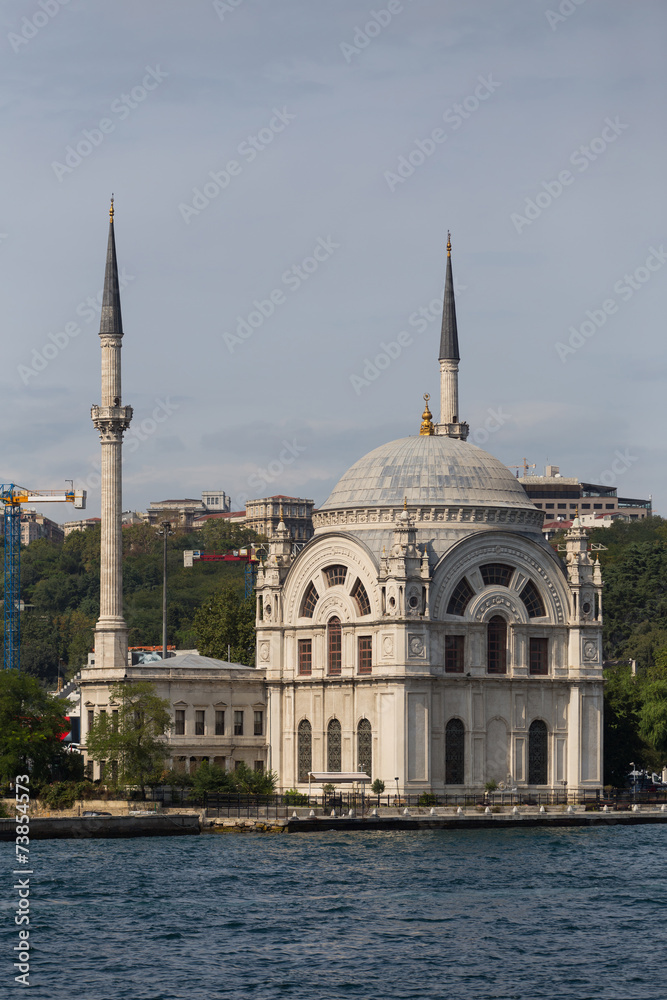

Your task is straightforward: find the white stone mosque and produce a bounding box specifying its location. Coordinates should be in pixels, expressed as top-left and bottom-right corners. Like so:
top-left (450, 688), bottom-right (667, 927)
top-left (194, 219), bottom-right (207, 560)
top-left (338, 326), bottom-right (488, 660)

top-left (80, 211), bottom-right (604, 795)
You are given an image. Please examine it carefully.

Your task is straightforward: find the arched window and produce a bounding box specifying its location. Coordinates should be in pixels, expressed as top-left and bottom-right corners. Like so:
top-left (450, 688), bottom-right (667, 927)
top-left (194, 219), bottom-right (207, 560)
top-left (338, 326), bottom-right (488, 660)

top-left (447, 577), bottom-right (474, 616)
top-left (327, 719), bottom-right (342, 771)
top-left (301, 582), bottom-right (319, 618)
top-left (528, 720), bottom-right (548, 784)
top-left (352, 579), bottom-right (371, 616)
top-left (520, 580), bottom-right (546, 618)
top-left (324, 565), bottom-right (347, 587)
top-left (357, 719), bottom-right (372, 777)
top-left (327, 617), bottom-right (342, 675)
top-left (480, 563), bottom-right (514, 587)
top-left (445, 718), bottom-right (465, 784)
top-left (487, 615), bottom-right (507, 674)
top-left (297, 719), bottom-right (312, 782)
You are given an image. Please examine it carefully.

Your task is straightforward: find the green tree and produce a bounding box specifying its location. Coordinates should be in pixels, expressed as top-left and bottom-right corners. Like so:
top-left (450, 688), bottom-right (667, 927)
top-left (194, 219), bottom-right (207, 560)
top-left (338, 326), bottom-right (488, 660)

top-left (194, 585), bottom-right (256, 664)
top-left (0, 670), bottom-right (71, 783)
top-left (198, 519), bottom-right (264, 555)
top-left (85, 681), bottom-right (172, 797)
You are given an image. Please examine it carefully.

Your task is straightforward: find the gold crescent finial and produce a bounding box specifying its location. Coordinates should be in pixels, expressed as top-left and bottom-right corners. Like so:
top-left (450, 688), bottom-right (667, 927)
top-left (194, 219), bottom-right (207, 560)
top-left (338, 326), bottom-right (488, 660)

top-left (447, 231), bottom-right (452, 258)
top-left (420, 393), bottom-right (434, 435)
top-left (110, 195), bottom-right (114, 222)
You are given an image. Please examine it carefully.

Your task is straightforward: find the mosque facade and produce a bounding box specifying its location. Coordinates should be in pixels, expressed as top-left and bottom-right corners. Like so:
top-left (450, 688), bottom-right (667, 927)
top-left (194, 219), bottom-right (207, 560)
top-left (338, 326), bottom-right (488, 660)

top-left (81, 212), bottom-right (604, 795)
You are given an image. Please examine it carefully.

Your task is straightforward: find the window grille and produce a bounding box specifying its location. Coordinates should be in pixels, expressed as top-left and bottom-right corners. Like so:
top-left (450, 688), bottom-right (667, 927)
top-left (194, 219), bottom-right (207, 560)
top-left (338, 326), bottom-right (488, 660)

top-left (301, 582), bottom-right (319, 618)
top-left (358, 636), bottom-right (372, 674)
top-left (298, 639), bottom-right (312, 675)
top-left (529, 637), bottom-right (548, 675)
top-left (327, 718), bottom-right (342, 771)
top-left (528, 720), bottom-right (548, 784)
top-left (357, 719), bottom-right (372, 777)
top-left (445, 718), bottom-right (465, 784)
top-left (447, 577), bottom-right (474, 616)
top-left (445, 635), bottom-right (464, 673)
top-left (487, 615), bottom-right (507, 674)
top-left (254, 711), bottom-right (263, 736)
top-left (352, 579), bottom-right (371, 616)
top-left (234, 711), bottom-right (244, 736)
top-left (298, 719), bottom-right (312, 782)
top-left (328, 617), bottom-right (342, 675)
top-left (480, 563), bottom-right (514, 587)
top-left (520, 580), bottom-right (546, 618)
top-left (195, 711), bottom-right (205, 736)
top-left (175, 709), bottom-right (185, 735)
top-left (324, 565), bottom-right (347, 587)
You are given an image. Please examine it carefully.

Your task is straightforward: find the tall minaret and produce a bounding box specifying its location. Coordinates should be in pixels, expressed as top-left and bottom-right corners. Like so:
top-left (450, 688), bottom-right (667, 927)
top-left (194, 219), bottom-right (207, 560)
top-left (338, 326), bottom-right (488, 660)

top-left (91, 199), bottom-right (133, 670)
top-left (436, 233), bottom-right (469, 440)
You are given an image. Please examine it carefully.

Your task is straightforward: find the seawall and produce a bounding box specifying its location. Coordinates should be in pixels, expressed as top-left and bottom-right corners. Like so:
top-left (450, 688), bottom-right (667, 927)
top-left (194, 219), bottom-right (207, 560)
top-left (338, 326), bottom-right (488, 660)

top-left (0, 813), bottom-right (200, 840)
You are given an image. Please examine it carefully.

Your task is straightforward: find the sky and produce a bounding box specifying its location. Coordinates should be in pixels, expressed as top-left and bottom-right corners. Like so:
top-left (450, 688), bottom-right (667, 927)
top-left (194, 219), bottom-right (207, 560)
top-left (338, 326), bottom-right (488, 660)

top-left (1, 0), bottom-right (665, 523)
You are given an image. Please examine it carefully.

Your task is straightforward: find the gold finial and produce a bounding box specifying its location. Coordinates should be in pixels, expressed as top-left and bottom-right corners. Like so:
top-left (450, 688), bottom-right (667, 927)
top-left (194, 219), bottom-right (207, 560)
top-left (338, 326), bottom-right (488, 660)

top-left (447, 231), bottom-right (452, 258)
top-left (420, 392), bottom-right (434, 435)
top-left (279, 502), bottom-right (284, 522)
top-left (403, 496), bottom-right (408, 511)
top-left (109, 194), bottom-right (114, 222)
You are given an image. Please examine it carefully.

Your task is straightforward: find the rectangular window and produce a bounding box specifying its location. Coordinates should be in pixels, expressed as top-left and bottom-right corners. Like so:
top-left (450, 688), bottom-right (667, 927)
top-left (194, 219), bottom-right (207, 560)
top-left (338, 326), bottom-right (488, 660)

top-left (234, 711), bottom-right (244, 736)
top-left (85, 761), bottom-right (93, 780)
top-left (215, 710), bottom-right (225, 736)
top-left (175, 710), bottom-right (185, 735)
top-left (593, 503), bottom-right (602, 509)
top-left (445, 635), bottom-right (465, 673)
top-left (254, 711), bottom-right (263, 736)
top-left (530, 637), bottom-right (549, 675)
top-left (99, 760), bottom-right (106, 781)
top-left (87, 709), bottom-right (94, 730)
top-left (254, 760), bottom-right (264, 772)
top-left (195, 710), bottom-right (205, 736)
top-left (111, 761), bottom-right (118, 784)
top-left (112, 710), bottom-right (118, 732)
top-left (557, 503), bottom-right (566, 509)
top-left (581, 503), bottom-right (591, 509)
top-left (605, 503), bottom-right (615, 509)
top-left (545, 503), bottom-right (554, 509)
top-left (298, 639), bottom-right (312, 676)
top-left (358, 636), bottom-right (372, 674)
top-left (234, 759), bottom-right (243, 770)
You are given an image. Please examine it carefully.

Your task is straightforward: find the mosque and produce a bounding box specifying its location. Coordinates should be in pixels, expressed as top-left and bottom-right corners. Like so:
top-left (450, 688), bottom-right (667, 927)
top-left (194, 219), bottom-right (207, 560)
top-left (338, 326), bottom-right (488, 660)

top-left (80, 209), bottom-right (604, 795)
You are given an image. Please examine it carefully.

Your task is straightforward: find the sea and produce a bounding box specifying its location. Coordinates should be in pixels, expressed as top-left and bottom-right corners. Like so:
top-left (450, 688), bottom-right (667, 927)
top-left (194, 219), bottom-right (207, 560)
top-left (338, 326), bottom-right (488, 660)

top-left (2, 825), bottom-right (666, 999)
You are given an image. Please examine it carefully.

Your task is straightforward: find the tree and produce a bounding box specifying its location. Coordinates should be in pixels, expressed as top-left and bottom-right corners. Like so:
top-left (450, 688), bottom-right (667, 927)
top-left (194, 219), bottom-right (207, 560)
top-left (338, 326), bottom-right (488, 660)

top-left (194, 585), bottom-right (256, 664)
top-left (85, 681), bottom-right (172, 797)
top-left (0, 670), bottom-right (71, 783)
top-left (198, 519), bottom-right (265, 555)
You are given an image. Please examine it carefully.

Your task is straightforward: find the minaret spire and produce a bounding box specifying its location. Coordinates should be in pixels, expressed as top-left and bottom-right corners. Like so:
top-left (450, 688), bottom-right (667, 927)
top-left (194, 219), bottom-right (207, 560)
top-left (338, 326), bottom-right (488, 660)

top-left (91, 199), bottom-right (133, 670)
top-left (436, 232), bottom-right (468, 440)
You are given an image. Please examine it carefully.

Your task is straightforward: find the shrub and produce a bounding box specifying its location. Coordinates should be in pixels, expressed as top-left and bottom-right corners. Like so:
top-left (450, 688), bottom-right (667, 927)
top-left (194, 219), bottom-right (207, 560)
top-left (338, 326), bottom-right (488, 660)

top-left (371, 779), bottom-right (385, 795)
top-left (418, 793), bottom-right (437, 807)
top-left (283, 788), bottom-right (309, 805)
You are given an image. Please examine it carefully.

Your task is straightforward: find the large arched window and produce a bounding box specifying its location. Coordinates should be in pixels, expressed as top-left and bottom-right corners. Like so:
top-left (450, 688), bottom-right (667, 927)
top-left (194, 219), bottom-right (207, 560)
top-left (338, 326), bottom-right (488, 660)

top-left (327, 617), bottom-right (342, 675)
top-left (327, 718), bottom-right (342, 771)
top-left (357, 719), bottom-right (372, 777)
top-left (528, 720), bottom-right (548, 784)
top-left (445, 718), bottom-right (465, 784)
top-left (520, 580), bottom-right (546, 618)
top-left (487, 616), bottom-right (507, 674)
top-left (297, 719), bottom-right (312, 782)
top-left (447, 577), bottom-right (474, 616)
top-left (301, 582), bottom-right (319, 618)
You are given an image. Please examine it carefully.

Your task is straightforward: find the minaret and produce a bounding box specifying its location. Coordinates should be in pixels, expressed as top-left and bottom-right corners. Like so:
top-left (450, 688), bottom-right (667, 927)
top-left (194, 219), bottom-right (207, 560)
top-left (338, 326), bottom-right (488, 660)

top-left (91, 199), bottom-right (133, 670)
top-left (436, 233), bottom-right (469, 440)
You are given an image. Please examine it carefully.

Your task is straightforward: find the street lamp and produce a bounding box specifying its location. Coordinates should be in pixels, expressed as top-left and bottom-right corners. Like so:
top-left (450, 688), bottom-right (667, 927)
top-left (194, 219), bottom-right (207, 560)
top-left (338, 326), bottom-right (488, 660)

top-left (395, 776), bottom-right (400, 806)
top-left (158, 521), bottom-right (173, 661)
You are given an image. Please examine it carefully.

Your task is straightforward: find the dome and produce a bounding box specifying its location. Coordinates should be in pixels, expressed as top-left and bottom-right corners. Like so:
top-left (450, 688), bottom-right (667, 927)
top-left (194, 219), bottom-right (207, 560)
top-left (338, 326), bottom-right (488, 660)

top-left (319, 435), bottom-right (534, 511)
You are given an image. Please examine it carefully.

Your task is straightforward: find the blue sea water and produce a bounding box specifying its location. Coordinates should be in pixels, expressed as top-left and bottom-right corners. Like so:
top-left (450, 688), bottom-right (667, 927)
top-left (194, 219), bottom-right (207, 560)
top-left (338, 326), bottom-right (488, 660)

top-left (2, 826), bottom-right (666, 999)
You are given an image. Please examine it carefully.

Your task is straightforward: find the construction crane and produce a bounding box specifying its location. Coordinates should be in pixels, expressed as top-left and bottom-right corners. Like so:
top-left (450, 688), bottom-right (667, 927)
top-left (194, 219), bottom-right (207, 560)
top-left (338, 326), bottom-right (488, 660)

top-left (183, 547), bottom-right (261, 598)
top-left (1, 484), bottom-right (86, 670)
top-left (509, 458), bottom-right (536, 478)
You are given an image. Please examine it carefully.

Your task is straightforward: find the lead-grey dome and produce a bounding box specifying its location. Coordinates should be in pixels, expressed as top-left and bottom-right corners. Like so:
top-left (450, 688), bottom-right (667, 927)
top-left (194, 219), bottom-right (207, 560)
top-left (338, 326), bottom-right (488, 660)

top-left (319, 435), bottom-right (534, 511)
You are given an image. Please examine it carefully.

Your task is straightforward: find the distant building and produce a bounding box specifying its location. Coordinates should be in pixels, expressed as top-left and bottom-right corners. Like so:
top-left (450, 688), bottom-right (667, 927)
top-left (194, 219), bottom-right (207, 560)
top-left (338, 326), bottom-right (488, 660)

top-left (146, 490), bottom-right (231, 529)
top-left (122, 510), bottom-right (145, 526)
top-left (20, 509), bottom-right (64, 545)
top-left (63, 517), bottom-right (101, 537)
top-left (245, 495), bottom-right (314, 543)
top-left (518, 465), bottom-right (651, 535)
top-left (192, 510), bottom-right (247, 530)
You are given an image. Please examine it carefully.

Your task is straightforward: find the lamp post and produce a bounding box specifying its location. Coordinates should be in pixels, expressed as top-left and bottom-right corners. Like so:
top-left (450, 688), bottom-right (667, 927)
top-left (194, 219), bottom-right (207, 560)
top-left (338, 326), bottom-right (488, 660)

top-left (395, 776), bottom-right (400, 806)
top-left (630, 761), bottom-right (636, 804)
top-left (158, 521), bottom-right (173, 661)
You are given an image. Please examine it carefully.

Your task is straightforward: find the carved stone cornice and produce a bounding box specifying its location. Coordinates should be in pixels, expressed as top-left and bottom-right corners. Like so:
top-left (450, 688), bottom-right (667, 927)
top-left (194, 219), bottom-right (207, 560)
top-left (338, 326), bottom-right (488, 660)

top-left (313, 505), bottom-right (543, 531)
top-left (91, 404), bottom-right (133, 441)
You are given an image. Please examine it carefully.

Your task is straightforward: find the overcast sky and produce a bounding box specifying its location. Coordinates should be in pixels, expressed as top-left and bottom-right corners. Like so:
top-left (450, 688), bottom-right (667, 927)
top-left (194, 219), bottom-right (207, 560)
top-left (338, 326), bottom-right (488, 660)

top-left (1, 0), bottom-right (665, 523)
